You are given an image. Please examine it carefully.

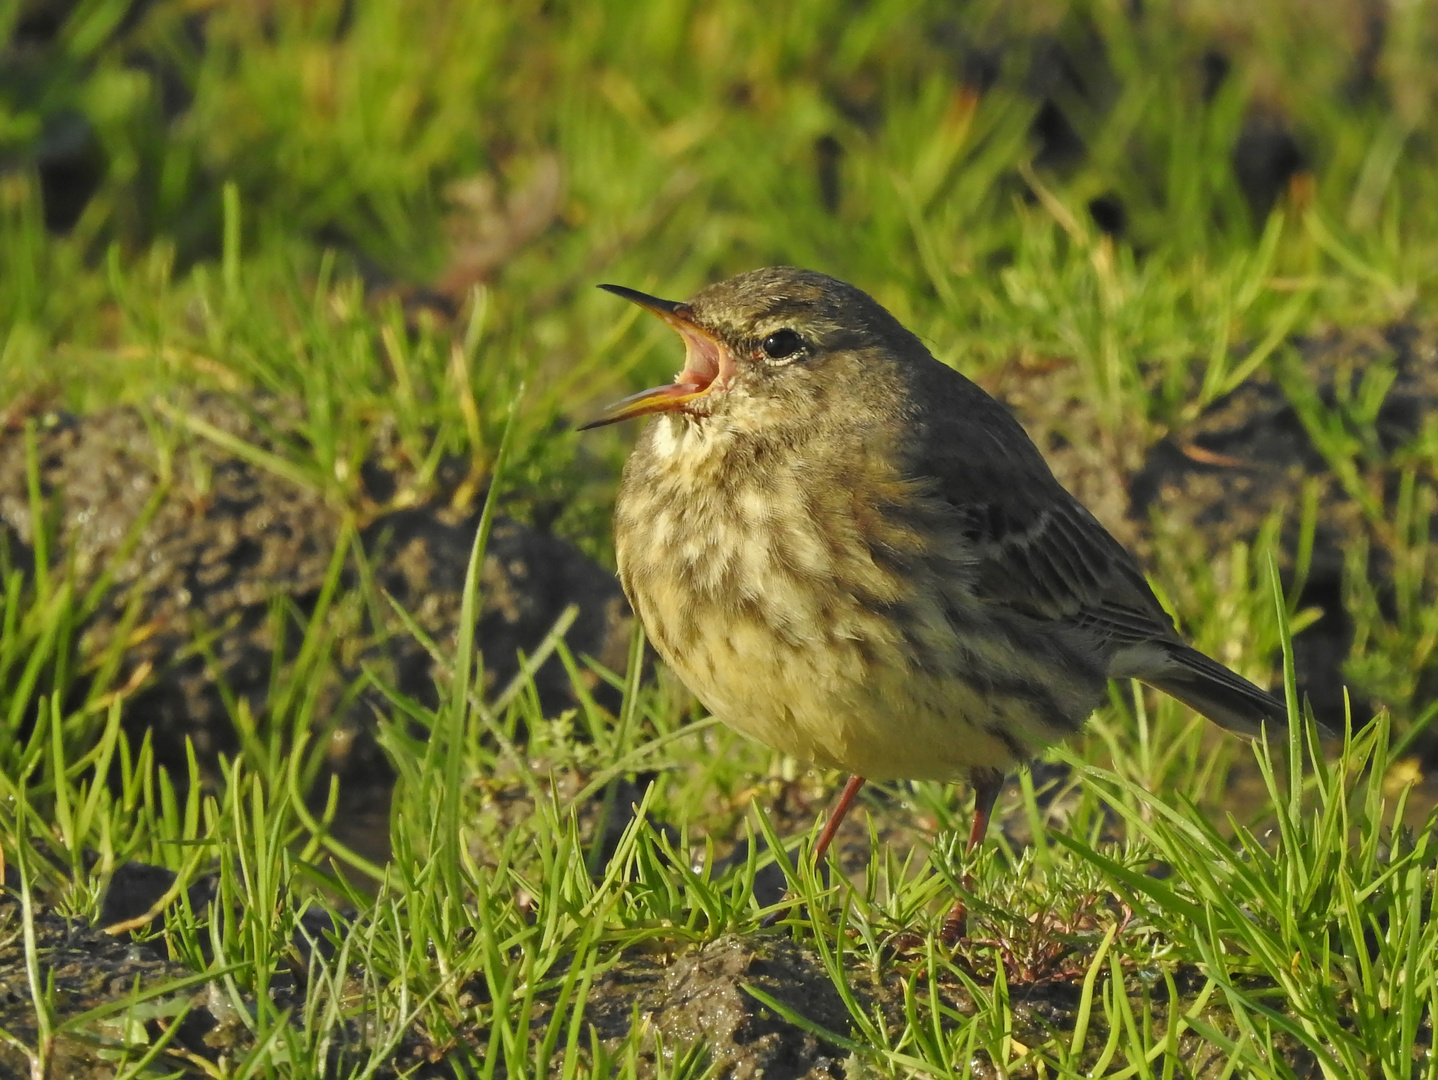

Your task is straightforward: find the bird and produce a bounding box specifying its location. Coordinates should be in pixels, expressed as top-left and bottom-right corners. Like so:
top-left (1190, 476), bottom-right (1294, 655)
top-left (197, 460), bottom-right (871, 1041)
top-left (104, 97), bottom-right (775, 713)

top-left (581, 266), bottom-right (1289, 939)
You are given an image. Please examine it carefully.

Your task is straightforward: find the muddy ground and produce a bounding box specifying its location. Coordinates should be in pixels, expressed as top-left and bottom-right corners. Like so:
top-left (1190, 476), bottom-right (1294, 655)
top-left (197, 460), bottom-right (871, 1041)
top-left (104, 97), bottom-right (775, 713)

top-left (0, 394), bottom-right (633, 779)
top-left (3, 318), bottom-right (1436, 1077)
top-left (4, 2), bottom-right (1437, 1070)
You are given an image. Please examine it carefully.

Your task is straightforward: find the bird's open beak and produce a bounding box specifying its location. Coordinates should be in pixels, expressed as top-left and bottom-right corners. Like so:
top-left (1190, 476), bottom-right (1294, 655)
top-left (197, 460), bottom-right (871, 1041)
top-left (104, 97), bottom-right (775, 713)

top-left (579, 284), bottom-right (734, 430)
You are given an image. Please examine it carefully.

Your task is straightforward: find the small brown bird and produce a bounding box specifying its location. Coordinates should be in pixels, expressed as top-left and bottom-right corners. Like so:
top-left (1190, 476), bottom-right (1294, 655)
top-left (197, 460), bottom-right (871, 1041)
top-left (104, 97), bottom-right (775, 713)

top-left (583, 267), bottom-right (1286, 934)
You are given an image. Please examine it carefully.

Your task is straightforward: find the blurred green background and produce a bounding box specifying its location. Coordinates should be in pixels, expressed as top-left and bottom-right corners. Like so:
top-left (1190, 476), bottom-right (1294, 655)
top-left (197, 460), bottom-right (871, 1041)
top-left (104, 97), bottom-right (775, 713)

top-left (5, 0), bottom-right (1431, 413)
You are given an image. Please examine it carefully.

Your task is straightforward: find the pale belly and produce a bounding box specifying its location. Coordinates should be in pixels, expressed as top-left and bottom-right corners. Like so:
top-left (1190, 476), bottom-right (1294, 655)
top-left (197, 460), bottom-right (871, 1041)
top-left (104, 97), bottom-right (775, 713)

top-left (642, 595), bottom-right (1026, 781)
top-left (618, 511), bottom-right (1075, 780)
top-left (613, 414), bottom-right (1096, 781)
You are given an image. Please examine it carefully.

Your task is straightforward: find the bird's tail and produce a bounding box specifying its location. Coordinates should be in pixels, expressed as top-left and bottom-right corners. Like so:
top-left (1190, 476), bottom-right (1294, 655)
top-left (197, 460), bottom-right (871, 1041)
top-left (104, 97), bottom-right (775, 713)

top-left (1138, 644), bottom-right (1290, 740)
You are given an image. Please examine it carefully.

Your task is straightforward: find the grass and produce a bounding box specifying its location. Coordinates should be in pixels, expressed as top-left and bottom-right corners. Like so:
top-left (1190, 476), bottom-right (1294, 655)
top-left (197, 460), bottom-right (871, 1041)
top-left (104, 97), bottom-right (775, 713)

top-left (2, 0), bottom-right (1438, 1075)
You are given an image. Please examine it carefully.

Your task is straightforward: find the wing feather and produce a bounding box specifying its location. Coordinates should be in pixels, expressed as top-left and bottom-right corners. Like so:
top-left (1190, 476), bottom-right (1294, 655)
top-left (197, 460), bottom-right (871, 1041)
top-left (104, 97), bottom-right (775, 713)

top-left (899, 358), bottom-right (1290, 736)
top-left (917, 405), bottom-right (1176, 653)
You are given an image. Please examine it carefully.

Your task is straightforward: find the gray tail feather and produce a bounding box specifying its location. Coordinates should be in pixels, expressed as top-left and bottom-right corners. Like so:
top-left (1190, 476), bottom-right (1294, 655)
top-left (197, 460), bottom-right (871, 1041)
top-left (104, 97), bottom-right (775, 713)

top-left (1140, 645), bottom-right (1291, 740)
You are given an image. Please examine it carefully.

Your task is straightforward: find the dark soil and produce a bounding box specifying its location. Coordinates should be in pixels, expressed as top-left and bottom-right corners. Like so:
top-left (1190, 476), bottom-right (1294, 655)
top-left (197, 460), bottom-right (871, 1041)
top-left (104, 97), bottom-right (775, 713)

top-left (0, 394), bottom-right (632, 781)
top-left (0, 874), bottom-right (1332, 1080)
top-left (1131, 322), bottom-right (1438, 735)
top-left (7, 316), bottom-right (1438, 1074)
top-left (0, 890), bottom-right (234, 1080)
top-left (0, 886), bottom-right (477, 1079)
top-left (585, 935), bottom-right (855, 1079)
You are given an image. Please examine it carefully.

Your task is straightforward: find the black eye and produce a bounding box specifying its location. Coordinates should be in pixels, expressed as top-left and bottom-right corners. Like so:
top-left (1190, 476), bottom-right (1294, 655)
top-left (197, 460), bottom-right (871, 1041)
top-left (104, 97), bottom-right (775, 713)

top-left (760, 329), bottom-right (805, 360)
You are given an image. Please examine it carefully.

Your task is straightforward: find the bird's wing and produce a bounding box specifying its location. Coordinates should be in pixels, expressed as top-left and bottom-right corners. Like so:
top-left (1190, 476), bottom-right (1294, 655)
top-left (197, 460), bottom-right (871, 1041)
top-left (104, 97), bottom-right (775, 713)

top-left (909, 383), bottom-right (1177, 650)
top-left (902, 360), bottom-right (1288, 735)
top-left (961, 493), bottom-right (1174, 647)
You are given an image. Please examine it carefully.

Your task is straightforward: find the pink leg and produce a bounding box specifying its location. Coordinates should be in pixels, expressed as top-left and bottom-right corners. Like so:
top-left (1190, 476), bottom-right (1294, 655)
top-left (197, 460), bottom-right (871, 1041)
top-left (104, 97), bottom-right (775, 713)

top-left (812, 775), bottom-right (866, 867)
top-left (965, 769), bottom-right (1004, 853)
top-left (940, 769), bottom-right (1005, 945)
top-left (760, 775), bottom-right (867, 928)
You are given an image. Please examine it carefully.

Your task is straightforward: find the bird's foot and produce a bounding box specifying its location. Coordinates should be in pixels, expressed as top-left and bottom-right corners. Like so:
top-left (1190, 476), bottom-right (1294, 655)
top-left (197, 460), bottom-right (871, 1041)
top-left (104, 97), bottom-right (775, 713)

top-left (759, 894), bottom-right (807, 929)
top-left (881, 929), bottom-right (927, 958)
top-left (937, 898), bottom-right (969, 947)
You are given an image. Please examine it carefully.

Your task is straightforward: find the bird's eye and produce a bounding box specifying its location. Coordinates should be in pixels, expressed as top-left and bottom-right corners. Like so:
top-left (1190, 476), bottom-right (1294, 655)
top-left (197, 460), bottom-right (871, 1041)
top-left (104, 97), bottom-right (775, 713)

top-left (760, 329), bottom-right (805, 361)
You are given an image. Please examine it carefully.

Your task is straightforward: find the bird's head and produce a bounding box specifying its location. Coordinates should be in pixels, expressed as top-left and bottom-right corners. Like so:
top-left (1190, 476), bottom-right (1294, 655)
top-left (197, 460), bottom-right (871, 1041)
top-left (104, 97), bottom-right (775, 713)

top-left (580, 266), bottom-right (920, 433)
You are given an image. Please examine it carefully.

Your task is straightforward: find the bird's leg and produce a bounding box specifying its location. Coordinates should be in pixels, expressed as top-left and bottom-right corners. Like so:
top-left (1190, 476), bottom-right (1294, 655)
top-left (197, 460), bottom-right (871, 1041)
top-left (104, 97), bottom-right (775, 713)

top-left (760, 775), bottom-right (866, 928)
top-left (811, 774), bottom-right (866, 868)
top-left (964, 769), bottom-right (1004, 852)
top-left (939, 768), bottom-right (1005, 946)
